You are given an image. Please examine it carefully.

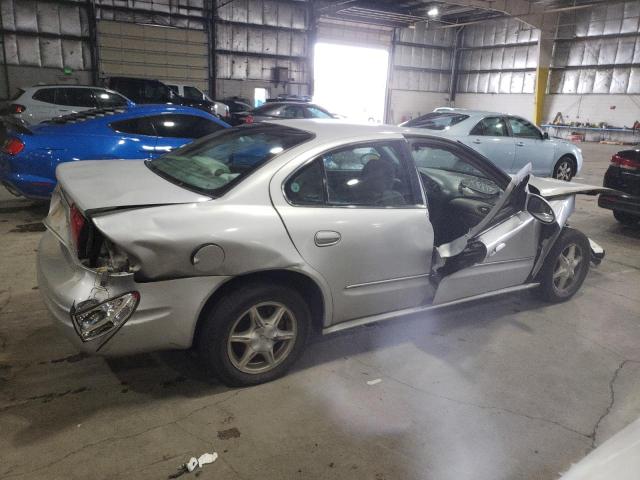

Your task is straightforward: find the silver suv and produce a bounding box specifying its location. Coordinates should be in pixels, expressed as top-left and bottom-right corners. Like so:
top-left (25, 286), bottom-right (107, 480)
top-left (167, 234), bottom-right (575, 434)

top-left (37, 121), bottom-right (607, 386)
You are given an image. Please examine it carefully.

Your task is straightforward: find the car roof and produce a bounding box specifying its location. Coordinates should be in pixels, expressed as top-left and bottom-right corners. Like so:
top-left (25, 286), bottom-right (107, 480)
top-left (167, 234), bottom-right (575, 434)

top-left (263, 119), bottom-right (442, 141)
top-left (434, 107), bottom-right (517, 117)
top-left (21, 85), bottom-right (115, 90)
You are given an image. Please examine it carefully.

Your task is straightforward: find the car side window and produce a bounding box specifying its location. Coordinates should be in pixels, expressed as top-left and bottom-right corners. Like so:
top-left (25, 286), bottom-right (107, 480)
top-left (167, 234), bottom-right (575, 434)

top-left (285, 143), bottom-right (417, 207)
top-left (110, 117), bottom-right (156, 136)
top-left (92, 89), bottom-right (128, 108)
top-left (508, 117), bottom-right (542, 140)
top-left (149, 114), bottom-right (224, 139)
top-left (183, 86), bottom-right (204, 101)
top-left (470, 117), bottom-right (508, 137)
top-left (32, 88), bottom-right (56, 104)
top-left (304, 107), bottom-right (332, 119)
top-left (59, 88), bottom-right (96, 108)
top-left (285, 159), bottom-right (325, 205)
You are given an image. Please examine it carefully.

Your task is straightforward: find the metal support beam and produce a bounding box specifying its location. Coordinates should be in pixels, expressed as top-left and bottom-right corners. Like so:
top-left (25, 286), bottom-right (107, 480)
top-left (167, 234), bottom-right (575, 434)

top-left (86, 0), bottom-right (99, 85)
top-left (533, 14), bottom-right (557, 126)
top-left (449, 26), bottom-right (464, 104)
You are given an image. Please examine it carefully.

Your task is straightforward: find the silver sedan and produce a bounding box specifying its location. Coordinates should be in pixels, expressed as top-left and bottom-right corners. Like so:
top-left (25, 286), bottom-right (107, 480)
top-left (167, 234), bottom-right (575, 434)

top-left (401, 109), bottom-right (583, 181)
top-left (38, 120), bottom-right (607, 386)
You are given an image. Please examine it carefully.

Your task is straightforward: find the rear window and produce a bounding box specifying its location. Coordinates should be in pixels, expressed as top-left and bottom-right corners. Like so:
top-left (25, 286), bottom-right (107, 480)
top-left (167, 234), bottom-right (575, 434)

top-left (147, 124), bottom-right (313, 196)
top-left (32, 88), bottom-right (56, 103)
top-left (403, 112), bottom-right (469, 130)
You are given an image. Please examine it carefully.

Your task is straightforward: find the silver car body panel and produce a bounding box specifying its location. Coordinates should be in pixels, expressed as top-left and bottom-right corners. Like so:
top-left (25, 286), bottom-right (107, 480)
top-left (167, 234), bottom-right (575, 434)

top-left (528, 176), bottom-right (615, 199)
top-left (403, 109), bottom-right (584, 177)
top-left (38, 119), bottom-right (602, 355)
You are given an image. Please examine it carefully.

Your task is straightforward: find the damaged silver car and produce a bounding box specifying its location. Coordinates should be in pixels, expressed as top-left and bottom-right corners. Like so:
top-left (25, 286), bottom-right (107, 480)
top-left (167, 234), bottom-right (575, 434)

top-left (37, 121), bottom-right (608, 386)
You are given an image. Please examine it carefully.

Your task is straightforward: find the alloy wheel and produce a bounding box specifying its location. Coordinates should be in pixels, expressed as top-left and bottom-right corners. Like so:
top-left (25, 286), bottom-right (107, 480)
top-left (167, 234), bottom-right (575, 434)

top-left (555, 160), bottom-right (573, 181)
top-left (227, 302), bottom-right (298, 374)
top-left (552, 243), bottom-right (585, 295)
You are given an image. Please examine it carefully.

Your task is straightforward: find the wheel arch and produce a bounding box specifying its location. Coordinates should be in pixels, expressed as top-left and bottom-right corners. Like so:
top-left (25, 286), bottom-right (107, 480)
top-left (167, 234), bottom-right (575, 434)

top-left (192, 269), bottom-right (329, 347)
top-left (556, 153), bottom-right (577, 176)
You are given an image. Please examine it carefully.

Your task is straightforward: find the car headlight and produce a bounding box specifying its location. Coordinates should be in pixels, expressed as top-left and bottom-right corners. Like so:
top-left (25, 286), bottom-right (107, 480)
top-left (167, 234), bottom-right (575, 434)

top-left (71, 292), bottom-right (140, 342)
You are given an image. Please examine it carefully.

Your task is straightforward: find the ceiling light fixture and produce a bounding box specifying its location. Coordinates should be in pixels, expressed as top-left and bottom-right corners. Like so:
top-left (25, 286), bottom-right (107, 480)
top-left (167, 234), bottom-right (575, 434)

top-left (427, 7), bottom-right (439, 17)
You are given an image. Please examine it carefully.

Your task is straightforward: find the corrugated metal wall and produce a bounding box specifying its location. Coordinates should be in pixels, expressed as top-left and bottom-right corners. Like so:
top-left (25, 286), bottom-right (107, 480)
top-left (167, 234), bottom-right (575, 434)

top-left (550, 1), bottom-right (640, 94)
top-left (391, 23), bottom-right (453, 94)
top-left (457, 18), bottom-right (539, 94)
top-left (0, 0), bottom-right (93, 92)
top-left (214, 0), bottom-right (311, 100)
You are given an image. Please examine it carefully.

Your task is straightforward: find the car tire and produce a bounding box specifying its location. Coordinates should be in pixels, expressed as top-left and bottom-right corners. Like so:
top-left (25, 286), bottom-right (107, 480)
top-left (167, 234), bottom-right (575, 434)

top-left (536, 228), bottom-right (590, 303)
top-left (552, 156), bottom-right (575, 181)
top-left (613, 210), bottom-right (640, 226)
top-left (197, 283), bottom-right (310, 387)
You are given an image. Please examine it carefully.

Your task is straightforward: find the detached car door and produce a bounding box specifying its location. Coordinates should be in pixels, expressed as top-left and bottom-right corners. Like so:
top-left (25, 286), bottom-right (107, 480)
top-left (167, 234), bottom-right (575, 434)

top-left (271, 138), bottom-right (435, 324)
top-left (508, 116), bottom-right (556, 176)
top-left (409, 137), bottom-right (540, 305)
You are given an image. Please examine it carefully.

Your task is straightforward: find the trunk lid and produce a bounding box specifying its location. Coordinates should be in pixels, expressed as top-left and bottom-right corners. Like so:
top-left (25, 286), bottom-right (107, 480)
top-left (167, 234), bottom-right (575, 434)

top-left (56, 160), bottom-right (210, 213)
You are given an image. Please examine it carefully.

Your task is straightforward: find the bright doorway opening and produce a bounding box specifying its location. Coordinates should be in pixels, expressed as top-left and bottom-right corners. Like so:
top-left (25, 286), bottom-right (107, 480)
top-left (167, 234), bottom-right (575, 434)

top-left (254, 87), bottom-right (268, 107)
top-left (313, 42), bottom-right (389, 123)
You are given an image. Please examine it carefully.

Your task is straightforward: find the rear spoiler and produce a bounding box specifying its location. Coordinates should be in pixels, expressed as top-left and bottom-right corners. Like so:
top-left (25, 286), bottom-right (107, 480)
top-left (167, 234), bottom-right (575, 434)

top-left (1, 116), bottom-right (33, 135)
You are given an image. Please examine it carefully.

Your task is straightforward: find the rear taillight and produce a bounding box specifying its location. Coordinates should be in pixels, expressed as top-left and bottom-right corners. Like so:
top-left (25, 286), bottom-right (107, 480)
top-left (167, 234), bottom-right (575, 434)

top-left (69, 204), bottom-right (86, 248)
top-left (244, 115), bottom-right (254, 124)
top-left (10, 104), bottom-right (26, 114)
top-left (611, 153), bottom-right (640, 170)
top-left (2, 137), bottom-right (25, 156)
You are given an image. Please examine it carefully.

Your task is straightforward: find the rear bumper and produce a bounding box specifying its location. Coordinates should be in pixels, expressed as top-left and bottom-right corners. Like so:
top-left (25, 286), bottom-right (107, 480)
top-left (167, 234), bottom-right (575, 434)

top-left (598, 193), bottom-right (640, 216)
top-left (37, 230), bottom-right (230, 356)
top-left (0, 153), bottom-right (56, 199)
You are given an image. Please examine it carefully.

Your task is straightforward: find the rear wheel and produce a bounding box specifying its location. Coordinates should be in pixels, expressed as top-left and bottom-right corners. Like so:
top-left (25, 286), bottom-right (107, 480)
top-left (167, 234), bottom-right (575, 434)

top-left (537, 228), bottom-right (590, 303)
top-left (198, 283), bottom-right (310, 387)
top-left (553, 156), bottom-right (575, 181)
top-left (613, 210), bottom-right (640, 226)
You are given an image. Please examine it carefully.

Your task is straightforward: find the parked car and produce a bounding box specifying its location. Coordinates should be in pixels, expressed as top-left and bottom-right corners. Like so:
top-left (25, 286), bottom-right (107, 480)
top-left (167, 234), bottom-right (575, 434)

top-left (0, 105), bottom-right (228, 200)
top-left (105, 77), bottom-right (217, 116)
top-left (598, 146), bottom-right (640, 225)
top-left (219, 97), bottom-right (254, 125)
top-left (401, 109), bottom-right (583, 181)
top-left (37, 120), bottom-right (607, 387)
top-left (239, 101), bottom-right (335, 124)
top-left (166, 83), bottom-right (230, 119)
top-left (1, 85), bottom-right (132, 125)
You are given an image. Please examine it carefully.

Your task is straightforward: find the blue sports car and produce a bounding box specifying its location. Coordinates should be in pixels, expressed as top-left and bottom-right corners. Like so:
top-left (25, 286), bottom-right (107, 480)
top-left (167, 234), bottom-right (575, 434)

top-left (0, 104), bottom-right (229, 200)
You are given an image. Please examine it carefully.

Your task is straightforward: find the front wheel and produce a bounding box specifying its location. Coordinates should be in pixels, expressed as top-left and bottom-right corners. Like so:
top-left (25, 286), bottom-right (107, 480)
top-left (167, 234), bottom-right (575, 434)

top-left (536, 228), bottom-right (590, 303)
top-left (553, 156), bottom-right (575, 181)
top-left (198, 283), bottom-right (310, 387)
top-left (613, 210), bottom-right (640, 226)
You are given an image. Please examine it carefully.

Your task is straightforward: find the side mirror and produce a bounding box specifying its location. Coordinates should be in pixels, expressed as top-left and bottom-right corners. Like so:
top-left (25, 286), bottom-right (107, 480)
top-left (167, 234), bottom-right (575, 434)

top-left (527, 194), bottom-right (556, 224)
top-left (543, 132), bottom-right (549, 140)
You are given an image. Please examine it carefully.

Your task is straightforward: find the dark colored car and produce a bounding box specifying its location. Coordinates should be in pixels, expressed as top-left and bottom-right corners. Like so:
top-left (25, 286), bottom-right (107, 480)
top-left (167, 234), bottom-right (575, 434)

top-left (106, 77), bottom-right (217, 116)
top-left (598, 147), bottom-right (640, 225)
top-left (239, 101), bottom-right (335, 125)
top-left (219, 97), bottom-right (254, 126)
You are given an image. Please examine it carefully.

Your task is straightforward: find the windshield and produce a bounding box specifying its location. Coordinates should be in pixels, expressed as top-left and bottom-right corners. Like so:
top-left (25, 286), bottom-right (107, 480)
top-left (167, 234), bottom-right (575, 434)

top-left (403, 112), bottom-right (469, 130)
top-left (147, 124), bottom-right (314, 196)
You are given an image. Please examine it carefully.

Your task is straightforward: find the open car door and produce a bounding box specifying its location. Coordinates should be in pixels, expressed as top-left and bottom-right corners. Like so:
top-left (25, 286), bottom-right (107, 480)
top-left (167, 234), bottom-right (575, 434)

top-left (431, 164), bottom-right (541, 305)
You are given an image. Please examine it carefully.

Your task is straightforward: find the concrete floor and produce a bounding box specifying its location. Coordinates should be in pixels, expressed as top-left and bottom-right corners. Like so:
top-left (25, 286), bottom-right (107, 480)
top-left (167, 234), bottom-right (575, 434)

top-left (1, 142), bottom-right (639, 480)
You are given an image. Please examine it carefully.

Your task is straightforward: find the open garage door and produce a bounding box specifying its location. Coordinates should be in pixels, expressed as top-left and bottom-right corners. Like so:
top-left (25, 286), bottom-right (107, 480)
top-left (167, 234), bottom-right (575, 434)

top-left (97, 21), bottom-right (209, 92)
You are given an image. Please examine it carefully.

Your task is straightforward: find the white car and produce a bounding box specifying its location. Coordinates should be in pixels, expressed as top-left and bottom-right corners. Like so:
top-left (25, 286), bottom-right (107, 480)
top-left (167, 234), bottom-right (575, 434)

top-left (401, 109), bottom-right (583, 181)
top-left (166, 83), bottom-right (230, 118)
top-left (3, 85), bottom-right (132, 125)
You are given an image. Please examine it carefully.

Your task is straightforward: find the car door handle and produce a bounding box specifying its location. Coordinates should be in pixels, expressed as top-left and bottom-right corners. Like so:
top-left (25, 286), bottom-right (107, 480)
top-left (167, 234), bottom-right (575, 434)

top-left (315, 230), bottom-right (341, 247)
top-left (516, 141), bottom-right (525, 147)
top-left (472, 139), bottom-right (482, 144)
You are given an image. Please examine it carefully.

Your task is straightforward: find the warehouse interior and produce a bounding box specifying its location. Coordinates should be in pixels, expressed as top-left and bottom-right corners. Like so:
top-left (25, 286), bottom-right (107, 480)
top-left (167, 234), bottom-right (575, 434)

top-left (1, 1), bottom-right (640, 479)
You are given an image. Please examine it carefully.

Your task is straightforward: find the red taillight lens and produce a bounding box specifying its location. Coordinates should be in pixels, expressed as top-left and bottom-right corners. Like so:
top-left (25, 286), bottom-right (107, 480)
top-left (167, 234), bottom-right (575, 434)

top-left (611, 153), bottom-right (640, 170)
top-left (69, 204), bottom-right (86, 247)
top-left (11, 104), bottom-right (26, 114)
top-left (2, 137), bottom-right (25, 156)
top-left (244, 115), bottom-right (254, 124)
